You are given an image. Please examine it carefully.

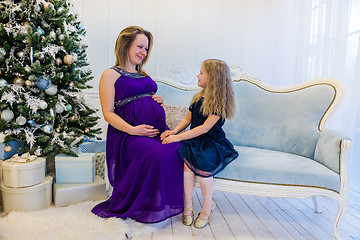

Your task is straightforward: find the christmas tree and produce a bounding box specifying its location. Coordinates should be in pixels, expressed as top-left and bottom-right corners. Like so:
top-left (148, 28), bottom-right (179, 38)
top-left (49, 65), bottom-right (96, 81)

top-left (0, 0), bottom-right (101, 158)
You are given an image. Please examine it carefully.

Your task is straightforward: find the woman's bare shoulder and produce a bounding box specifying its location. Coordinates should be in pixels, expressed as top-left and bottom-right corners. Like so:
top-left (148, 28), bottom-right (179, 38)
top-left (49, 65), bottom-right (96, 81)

top-left (100, 68), bottom-right (120, 84)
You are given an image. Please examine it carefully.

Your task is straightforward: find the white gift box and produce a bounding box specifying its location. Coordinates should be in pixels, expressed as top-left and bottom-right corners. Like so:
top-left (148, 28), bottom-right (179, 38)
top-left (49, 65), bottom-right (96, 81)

top-left (53, 175), bottom-right (107, 207)
top-left (1, 158), bottom-right (46, 188)
top-left (1, 175), bottom-right (53, 213)
top-left (55, 153), bottom-right (95, 183)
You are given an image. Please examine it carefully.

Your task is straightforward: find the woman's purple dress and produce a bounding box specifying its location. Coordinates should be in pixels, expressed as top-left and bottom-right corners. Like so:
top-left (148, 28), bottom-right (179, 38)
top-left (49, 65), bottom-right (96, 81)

top-left (91, 67), bottom-right (184, 223)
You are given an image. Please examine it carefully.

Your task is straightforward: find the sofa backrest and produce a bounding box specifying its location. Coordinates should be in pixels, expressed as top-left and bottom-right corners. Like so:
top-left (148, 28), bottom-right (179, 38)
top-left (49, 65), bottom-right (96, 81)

top-left (156, 77), bottom-right (343, 159)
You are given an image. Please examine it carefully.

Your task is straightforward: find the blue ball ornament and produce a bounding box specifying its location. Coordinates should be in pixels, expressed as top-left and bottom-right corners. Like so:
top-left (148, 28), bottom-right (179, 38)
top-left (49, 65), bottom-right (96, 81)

top-left (37, 26), bottom-right (45, 36)
top-left (36, 75), bottom-right (51, 90)
top-left (65, 104), bottom-right (72, 111)
top-left (0, 79), bottom-right (8, 88)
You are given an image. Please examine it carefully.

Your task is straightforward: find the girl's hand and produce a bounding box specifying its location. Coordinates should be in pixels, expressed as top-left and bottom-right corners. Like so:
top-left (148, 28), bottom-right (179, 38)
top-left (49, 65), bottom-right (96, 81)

top-left (132, 124), bottom-right (159, 137)
top-left (152, 95), bottom-right (164, 106)
top-left (162, 135), bottom-right (181, 144)
top-left (160, 130), bottom-right (175, 140)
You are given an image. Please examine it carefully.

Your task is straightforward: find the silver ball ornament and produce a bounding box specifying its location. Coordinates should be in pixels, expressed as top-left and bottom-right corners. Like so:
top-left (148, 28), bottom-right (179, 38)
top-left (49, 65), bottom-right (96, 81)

top-left (42, 124), bottom-right (54, 134)
top-left (54, 103), bottom-right (64, 113)
top-left (1, 109), bottom-right (14, 122)
top-left (39, 100), bottom-right (48, 109)
top-left (34, 147), bottom-right (42, 156)
top-left (45, 84), bottom-right (58, 95)
top-left (16, 116), bottom-right (27, 125)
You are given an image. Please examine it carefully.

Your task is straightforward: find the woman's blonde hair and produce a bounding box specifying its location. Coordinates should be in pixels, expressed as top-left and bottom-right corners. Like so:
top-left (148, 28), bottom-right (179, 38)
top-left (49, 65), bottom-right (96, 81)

top-left (191, 59), bottom-right (235, 119)
top-left (114, 26), bottom-right (153, 76)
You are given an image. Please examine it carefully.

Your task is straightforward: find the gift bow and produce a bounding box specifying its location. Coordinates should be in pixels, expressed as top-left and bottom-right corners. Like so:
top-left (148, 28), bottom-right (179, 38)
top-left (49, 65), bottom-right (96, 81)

top-left (9, 152), bottom-right (38, 163)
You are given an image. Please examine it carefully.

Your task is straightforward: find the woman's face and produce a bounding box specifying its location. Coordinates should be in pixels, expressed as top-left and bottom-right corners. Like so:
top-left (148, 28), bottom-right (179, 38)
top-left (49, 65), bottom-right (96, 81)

top-left (197, 65), bottom-right (209, 88)
top-left (127, 33), bottom-right (149, 68)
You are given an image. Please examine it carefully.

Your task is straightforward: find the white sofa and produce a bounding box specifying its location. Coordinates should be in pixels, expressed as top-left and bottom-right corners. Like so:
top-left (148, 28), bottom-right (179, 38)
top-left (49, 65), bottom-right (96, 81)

top-left (157, 74), bottom-right (351, 240)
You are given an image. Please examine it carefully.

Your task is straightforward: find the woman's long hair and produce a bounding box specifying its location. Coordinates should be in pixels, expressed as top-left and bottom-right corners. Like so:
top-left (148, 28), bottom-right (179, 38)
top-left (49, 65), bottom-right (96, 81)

top-left (114, 26), bottom-right (153, 76)
top-left (191, 59), bottom-right (235, 119)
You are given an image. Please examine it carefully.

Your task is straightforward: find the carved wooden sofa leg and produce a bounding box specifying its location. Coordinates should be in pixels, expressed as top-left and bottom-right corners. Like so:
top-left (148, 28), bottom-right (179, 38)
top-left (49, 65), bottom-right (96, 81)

top-left (312, 196), bottom-right (322, 213)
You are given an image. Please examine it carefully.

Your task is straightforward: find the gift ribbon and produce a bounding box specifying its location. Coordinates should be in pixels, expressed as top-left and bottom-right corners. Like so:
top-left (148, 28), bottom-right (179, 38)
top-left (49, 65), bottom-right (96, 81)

top-left (9, 153), bottom-right (37, 163)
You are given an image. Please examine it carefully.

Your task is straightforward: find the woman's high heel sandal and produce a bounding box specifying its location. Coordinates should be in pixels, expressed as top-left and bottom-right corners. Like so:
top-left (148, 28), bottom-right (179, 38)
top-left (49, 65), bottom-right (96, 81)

top-left (182, 208), bottom-right (194, 226)
top-left (194, 210), bottom-right (213, 228)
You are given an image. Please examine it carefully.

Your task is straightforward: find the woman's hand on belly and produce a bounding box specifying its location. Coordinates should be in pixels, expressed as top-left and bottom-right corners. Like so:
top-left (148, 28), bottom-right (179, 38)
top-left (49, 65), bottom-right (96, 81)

top-left (152, 95), bottom-right (164, 106)
top-left (130, 124), bottom-right (159, 137)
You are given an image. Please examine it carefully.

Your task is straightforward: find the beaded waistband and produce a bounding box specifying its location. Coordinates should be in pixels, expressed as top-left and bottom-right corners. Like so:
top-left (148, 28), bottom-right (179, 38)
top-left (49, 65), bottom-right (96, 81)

top-left (114, 92), bottom-right (155, 108)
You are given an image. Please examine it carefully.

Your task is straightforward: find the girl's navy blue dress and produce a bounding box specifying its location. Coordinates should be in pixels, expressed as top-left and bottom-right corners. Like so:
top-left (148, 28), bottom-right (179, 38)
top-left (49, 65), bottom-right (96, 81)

top-left (178, 98), bottom-right (238, 177)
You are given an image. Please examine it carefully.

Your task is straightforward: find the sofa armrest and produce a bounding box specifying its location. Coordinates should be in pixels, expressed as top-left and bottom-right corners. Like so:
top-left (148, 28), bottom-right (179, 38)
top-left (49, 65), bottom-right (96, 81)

top-left (314, 129), bottom-right (351, 174)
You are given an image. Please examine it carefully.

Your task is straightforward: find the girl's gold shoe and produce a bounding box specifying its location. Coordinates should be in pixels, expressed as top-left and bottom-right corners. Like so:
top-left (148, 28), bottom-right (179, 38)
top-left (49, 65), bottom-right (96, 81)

top-left (194, 210), bottom-right (212, 228)
top-left (182, 208), bottom-right (194, 226)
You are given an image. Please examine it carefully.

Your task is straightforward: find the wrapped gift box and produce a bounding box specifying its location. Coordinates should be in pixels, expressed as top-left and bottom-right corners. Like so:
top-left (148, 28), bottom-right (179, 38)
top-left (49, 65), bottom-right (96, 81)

top-left (94, 152), bottom-right (106, 179)
top-left (1, 175), bottom-right (53, 213)
top-left (76, 139), bottom-right (106, 154)
top-left (94, 152), bottom-right (112, 195)
top-left (55, 153), bottom-right (95, 183)
top-left (1, 157), bottom-right (46, 188)
top-left (53, 175), bottom-right (107, 207)
top-left (0, 140), bottom-right (24, 160)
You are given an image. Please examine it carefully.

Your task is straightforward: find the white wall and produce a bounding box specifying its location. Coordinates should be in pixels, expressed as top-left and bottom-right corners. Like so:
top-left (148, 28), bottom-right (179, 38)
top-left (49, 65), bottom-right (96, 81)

top-left (73, 0), bottom-right (278, 86)
top-left (71, 0), bottom-right (280, 138)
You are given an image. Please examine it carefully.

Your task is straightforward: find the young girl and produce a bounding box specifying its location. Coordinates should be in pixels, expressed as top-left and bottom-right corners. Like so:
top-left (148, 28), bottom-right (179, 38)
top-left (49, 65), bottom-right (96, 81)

top-left (161, 59), bottom-right (239, 228)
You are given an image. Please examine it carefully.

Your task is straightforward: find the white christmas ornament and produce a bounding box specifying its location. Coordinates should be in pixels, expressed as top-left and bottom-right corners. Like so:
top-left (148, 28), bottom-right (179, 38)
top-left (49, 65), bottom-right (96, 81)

top-left (42, 124), bottom-right (54, 134)
top-left (1, 109), bottom-right (14, 122)
top-left (39, 100), bottom-right (48, 109)
top-left (55, 103), bottom-right (64, 113)
top-left (45, 84), bottom-right (58, 95)
top-left (16, 116), bottom-right (27, 125)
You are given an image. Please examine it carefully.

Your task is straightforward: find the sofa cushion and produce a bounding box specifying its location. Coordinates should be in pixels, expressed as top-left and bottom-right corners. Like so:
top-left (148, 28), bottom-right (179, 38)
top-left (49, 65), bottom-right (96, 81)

top-left (163, 104), bottom-right (188, 130)
top-left (215, 146), bottom-right (340, 192)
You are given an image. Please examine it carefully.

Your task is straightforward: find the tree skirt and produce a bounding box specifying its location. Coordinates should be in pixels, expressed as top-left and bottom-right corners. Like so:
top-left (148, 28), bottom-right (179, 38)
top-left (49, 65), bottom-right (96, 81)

top-left (0, 201), bottom-right (167, 240)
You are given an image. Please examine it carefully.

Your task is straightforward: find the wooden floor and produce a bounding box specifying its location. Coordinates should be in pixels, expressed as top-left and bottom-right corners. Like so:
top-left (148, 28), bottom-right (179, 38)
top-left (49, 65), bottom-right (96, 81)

top-left (0, 188), bottom-right (359, 240)
top-left (134, 188), bottom-right (360, 240)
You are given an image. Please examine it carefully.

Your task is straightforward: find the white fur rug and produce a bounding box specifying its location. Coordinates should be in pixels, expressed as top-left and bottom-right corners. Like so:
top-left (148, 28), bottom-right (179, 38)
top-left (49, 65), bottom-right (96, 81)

top-left (0, 201), bottom-right (168, 240)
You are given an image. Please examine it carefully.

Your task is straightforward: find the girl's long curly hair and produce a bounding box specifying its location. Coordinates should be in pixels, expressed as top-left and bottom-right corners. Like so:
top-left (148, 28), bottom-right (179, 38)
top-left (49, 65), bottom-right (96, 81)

top-left (114, 26), bottom-right (153, 76)
top-left (191, 59), bottom-right (235, 119)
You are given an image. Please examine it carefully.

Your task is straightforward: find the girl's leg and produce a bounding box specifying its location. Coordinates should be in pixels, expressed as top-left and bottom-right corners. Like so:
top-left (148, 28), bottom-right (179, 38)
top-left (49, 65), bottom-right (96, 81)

top-left (184, 163), bottom-right (195, 216)
top-left (198, 176), bottom-right (213, 220)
